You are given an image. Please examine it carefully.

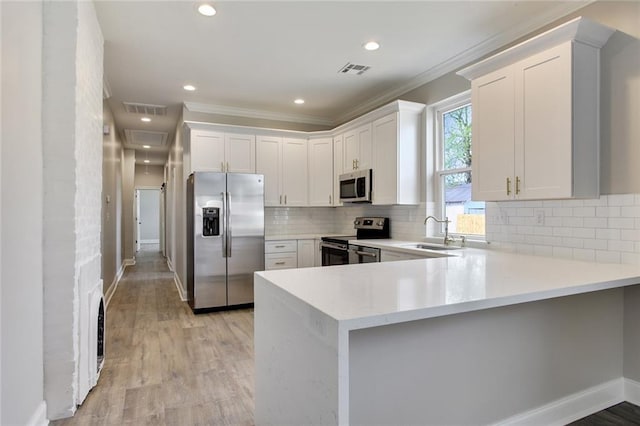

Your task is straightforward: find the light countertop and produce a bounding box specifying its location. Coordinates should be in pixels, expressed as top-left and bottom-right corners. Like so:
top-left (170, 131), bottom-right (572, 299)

top-left (255, 245), bottom-right (640, 330)
top-left (265, 233), bottom-right (347, 241)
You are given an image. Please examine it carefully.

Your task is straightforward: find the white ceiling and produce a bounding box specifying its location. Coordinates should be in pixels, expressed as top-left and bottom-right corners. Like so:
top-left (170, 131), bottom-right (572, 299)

top-left (95, 0), bottom-right (589, 166)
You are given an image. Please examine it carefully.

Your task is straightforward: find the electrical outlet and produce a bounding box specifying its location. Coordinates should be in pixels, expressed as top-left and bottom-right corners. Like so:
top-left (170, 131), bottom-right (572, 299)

top-left (500, 211), bottom-right (508, 225)
top-left (535, 209), bottom-right (545, 225)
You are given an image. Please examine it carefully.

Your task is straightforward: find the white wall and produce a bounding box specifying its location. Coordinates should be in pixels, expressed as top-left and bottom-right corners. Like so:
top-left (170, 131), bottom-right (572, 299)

top-left (134, 164), bottom-right (164, 188)
top-left (102, 102), bottom-right (123, 296)
top-left (1, 1), bottom-right (46, 425)
top-left (42, 0), bottom-right (103, 418)
top-left (122, 149), bottom-right (135, 262)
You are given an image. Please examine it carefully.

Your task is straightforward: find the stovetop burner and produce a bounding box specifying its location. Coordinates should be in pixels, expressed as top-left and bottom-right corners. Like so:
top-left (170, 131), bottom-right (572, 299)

top-left (321, 217), bottom-right (390, 244)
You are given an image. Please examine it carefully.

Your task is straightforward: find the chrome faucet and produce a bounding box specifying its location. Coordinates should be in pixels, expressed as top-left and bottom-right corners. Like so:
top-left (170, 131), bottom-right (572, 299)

top-left (424, 215), bottom-right (454, 245)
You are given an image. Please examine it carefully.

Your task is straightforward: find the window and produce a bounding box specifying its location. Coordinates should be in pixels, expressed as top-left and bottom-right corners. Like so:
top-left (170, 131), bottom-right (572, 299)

top-left (434, 94), bottom-right (485, 236)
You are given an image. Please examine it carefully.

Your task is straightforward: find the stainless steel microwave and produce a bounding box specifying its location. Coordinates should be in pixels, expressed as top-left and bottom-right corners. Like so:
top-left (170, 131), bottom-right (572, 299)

top-left (339, 169), bottom-right (372, 203)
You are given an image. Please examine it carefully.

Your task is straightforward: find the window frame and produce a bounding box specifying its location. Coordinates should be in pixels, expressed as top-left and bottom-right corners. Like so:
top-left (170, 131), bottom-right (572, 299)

top-left (430, 90), bottom-right (484, 239)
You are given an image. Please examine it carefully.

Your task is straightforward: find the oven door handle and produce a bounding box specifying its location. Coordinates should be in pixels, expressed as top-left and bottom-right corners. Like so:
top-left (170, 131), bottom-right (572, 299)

top-left (351, 249), bottom-right (378, 258)
top-left (321, 242), bottom-right (348, 251)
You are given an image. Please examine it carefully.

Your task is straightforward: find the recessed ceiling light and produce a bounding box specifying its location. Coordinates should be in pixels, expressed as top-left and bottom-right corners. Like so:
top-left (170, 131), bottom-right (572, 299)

top-left (143, 160), bottom-right (150, 163)
top-left (143, 145), bottom-right (151, 149)
top-left (141, 117), bottom-right (151, 122)
top-left (198, 4), bottom-right (216, 16)
top-left (363, 41), bottom-right (380, 51)
top-left (294, 99), bottom-right (305, 105)
top-left (183, 84), bottom-right (196, 91)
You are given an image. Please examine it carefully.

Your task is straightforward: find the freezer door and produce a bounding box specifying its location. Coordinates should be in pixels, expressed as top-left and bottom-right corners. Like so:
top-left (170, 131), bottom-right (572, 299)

top-left (226, 173), bottom-right (265, 305)
top-left (193, 172), bottom-right (227, 309)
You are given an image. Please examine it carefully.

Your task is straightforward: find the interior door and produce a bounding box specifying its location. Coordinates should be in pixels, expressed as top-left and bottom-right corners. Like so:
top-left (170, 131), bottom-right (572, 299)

top-left (226, 173), bottom-right (265, 305)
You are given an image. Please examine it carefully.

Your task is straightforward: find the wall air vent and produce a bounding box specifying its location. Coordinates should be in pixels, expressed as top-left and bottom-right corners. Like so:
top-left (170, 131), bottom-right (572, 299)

top-left (338, 63), bottom-right (371, 75)
top-left (123, 102), bottom-right (168, 116)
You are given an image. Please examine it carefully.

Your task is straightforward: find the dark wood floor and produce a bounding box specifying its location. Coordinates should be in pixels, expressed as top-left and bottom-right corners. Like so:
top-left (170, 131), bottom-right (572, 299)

top-left (570, 402), bottom-right (640, 425)
top-left (52, 245), bottom-right (640, 425)
top-left (52, 245), bottom-right (254, 425)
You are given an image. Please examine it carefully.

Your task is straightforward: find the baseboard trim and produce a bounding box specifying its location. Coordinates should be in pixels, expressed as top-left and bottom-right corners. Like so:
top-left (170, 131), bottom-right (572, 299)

top-left (166, 257), bottom-right (174, 272)
top-left (493, 378), bottom-right (624, 426)
top-left (123, 257), bottom-right (136, 267)
top-left (174, 272), bottom-right (187, 301)
top-left (625, 378), bottom-right (640, 406)
top-left (140, 239), bottom-right (160, 244)
top-left (104, 262), bottom-right (127, 307)
top-left (26, 401), bottom-right (48, 426)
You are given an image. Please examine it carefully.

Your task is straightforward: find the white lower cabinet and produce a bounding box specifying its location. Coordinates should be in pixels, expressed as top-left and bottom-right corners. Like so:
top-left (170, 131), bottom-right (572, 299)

top-left (265, 239), bottom-right (318, 270)
top-left (265, 240), bottom-right (298, 270)
top-left (297, 239), bottom-right (316, 268)
top-left (380, 250), bottom-right (425, 262)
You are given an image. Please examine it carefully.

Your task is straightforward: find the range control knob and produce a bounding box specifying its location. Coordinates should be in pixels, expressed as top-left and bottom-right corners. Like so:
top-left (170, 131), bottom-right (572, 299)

top-left (354, 220), bottom-right (360, 225)
top-left (377, 220), bottom-right (385, 226)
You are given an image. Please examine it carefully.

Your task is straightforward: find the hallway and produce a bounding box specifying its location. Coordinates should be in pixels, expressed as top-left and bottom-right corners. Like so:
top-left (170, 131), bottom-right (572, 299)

top-left (53, 247), bottom-right (254, 425)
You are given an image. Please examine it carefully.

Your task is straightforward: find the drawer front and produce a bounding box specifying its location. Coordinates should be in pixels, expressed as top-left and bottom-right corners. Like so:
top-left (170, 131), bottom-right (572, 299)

top-left (265, 253), bottom-right (298, 270)
top-left (265, 240), bottom-right (297, 253)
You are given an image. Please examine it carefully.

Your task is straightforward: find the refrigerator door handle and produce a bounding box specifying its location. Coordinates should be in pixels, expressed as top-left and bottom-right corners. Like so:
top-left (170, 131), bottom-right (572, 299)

top-left (226, 191), bottom-right (232, 257)
top-left (221, 191), bottom-right (227, 258)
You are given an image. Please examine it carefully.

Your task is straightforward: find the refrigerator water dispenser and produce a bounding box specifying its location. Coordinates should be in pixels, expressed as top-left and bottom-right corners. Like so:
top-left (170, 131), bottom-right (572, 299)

top-left (202, 207), bottom-right (220, 236)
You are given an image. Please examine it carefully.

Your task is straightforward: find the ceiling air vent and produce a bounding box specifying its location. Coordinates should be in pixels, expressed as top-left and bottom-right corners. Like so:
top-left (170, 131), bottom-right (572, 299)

top-left (338, 63), bottom-right (371, 75)
top-left (123, 102), bottom-right (168, 116)
top-left (123, 129), bottom-right (169, 147)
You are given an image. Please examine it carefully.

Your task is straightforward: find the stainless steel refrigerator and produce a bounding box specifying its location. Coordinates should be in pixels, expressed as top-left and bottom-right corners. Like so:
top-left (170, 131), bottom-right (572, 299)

top-left (187, 172), bottom-right (264, 312)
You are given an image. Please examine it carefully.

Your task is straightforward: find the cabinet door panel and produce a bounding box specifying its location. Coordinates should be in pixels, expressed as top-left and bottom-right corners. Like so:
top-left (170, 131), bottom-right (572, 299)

top-left (472, 68), bottom-right (515, 201)
top-left (344, 130), bottom-right (358, 171)
top-left (225, 133), bottom-right (256, 173)
top-left (191, 131), bottom-right (225, 173)
top-left (282, 138), bottom-right (308, 206)
top-left (516, 42), bottom-right (572, 199)
top-left (357, 123), bottom-right (372, 170)
top-left (308, 138), bottom-right (333, 206)
top-left (372, 113), bottom-right (398, 205)
top-left (333, 135), bottom-right (344, 206)
top-left (297, 239), bottom-right (315, 268)
top-left (256, 136), bottom-right (282, 206)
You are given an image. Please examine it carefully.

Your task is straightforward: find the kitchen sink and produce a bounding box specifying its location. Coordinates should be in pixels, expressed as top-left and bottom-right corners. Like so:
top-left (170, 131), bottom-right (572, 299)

top-left (401, 243), bottom-right (462, 251)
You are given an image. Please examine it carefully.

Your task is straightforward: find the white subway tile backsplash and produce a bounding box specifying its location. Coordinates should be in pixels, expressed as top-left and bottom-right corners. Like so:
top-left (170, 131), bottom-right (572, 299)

top-left (487, 193), bottom-right (640, 265)
top-left (609, 217), bottom-right (635, 229)
top-left (607, 194), bottom-right (636, 206)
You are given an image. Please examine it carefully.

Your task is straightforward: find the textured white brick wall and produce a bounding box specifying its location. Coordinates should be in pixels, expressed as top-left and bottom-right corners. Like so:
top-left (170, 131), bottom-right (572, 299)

top-left (486, 194), bottom-right (640, 264)
top-left (42, 0), bottom-right (103, 419)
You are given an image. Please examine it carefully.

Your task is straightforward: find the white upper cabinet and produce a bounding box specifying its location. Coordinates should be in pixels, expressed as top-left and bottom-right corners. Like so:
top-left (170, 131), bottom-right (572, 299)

top-left (308, 137), bottom-right (334, 206)
top-left (471, 67), bottom-right (515, 201)
top-left (372, 103), bottom-right (424, 205)
top-left (225, 133), bottom-right (256, 173)
top-left (282, 138), bottom-right (308, 206)
top-left (186, 126), bottom-right (255, 174)
top-left (189, 130), bottom-right (225, 173)
top-left (256, 135), bottom-right (308, 207)
top-left (344, 123), bottom-right (372, 171)
top-left (459, 17), bottom-right (614, 201)
top-left (332, 134), bottom-right (344, 206)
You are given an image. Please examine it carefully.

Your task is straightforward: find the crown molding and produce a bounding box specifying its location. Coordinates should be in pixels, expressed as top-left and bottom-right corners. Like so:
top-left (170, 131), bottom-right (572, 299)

top-left (184, 102), bottom-right (334, 127)
top-left (334, 1), bottom-right (594, 124)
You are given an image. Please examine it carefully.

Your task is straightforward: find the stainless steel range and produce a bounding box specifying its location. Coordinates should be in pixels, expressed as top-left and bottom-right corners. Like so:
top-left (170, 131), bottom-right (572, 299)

top-left (320, 217), bottom-right (390, 266)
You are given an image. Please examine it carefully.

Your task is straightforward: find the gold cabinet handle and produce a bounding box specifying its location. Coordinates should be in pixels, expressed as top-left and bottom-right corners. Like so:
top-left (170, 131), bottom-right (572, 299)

top-left (506, 177), bottom-right (511, 196)
top-left (355, 159), bottom-right (359, 169)
top-left (516, 176), bottom-right (521, 195)
top-left (221, 161), bottom-right (225, 171)
top-left (284, 195), bottom-right (287, 205)
top-left (275, 262), bottom-right (285, 265)
top-left (279, 195), bottom-right (282, 205)
top-left (329, 195), bottom-right (332, 204)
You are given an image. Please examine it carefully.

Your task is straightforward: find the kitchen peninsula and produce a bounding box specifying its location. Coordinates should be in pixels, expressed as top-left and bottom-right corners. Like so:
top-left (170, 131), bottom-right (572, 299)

top-left (254, 248), bottom-right (640, 425)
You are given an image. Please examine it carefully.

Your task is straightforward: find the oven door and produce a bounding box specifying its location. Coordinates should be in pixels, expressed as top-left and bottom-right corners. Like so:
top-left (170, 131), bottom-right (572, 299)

top-left (321, 241), bottom-right (349, 266)
top-left (348, 245), bottom-right (380, 264)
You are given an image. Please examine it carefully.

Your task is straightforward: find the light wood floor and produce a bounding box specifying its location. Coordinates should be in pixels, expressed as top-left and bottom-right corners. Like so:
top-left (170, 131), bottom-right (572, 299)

top-left (52, 246), bottom-right (255, 425)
